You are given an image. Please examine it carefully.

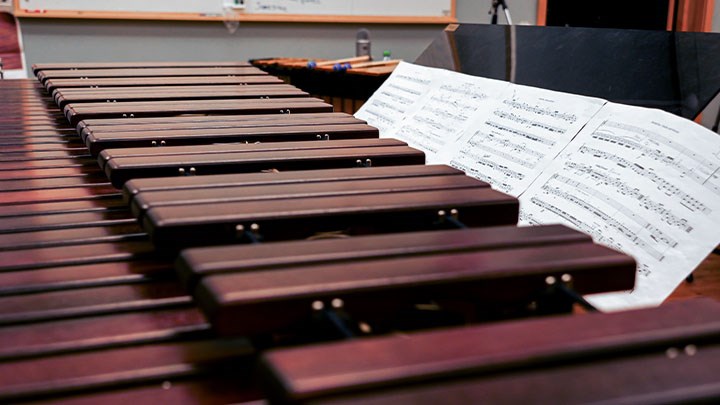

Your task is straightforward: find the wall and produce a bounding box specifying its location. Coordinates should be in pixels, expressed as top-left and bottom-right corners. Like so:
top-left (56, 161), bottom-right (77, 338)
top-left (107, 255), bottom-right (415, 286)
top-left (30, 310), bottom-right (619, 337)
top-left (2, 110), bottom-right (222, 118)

top-left (17, 0), bottom-right (537, 69)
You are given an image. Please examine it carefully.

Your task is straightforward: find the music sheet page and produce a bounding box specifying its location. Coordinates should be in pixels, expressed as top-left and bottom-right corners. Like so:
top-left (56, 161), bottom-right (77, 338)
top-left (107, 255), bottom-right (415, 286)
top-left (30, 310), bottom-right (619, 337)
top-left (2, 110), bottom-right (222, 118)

top-left (520, 103), bottom-right (720, 310)
top-left (390, 71), bottom-right (509, 163)
top-left (449, 84), bottom-right (606, 196)
top-left (355, 61), bottom-right (439, 134)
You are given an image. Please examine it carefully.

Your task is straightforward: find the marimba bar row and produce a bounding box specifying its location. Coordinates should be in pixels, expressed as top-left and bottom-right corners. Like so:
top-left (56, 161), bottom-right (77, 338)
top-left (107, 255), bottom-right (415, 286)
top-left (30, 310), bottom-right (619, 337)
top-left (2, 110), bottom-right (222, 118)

top-left (0, 61), bottom-right (712, 403)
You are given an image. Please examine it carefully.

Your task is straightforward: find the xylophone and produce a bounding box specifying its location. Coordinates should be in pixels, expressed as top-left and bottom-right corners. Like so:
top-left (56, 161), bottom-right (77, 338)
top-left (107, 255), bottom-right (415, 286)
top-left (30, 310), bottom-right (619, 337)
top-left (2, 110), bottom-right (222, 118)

top-left (251, 57), bottom-right (398, 114)
top-left (0, 62), bottom-right (712, 403)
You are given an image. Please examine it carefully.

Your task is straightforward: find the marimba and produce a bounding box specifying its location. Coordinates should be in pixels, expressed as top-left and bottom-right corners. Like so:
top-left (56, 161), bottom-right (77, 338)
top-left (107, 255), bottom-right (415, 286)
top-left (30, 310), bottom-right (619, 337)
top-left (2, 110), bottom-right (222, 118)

top-left (261, 298), bottom-right (720, 404)
top-left (251, 57), bottom-right (398, 114)
top-left (0, 62), bottom-right (712, 404)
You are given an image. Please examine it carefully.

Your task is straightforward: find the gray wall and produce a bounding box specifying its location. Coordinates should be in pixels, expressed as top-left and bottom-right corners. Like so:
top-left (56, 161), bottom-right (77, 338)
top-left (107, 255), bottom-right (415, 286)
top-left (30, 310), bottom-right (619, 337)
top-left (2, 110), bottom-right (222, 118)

top-left (18, 0), bottom-right (537, 68)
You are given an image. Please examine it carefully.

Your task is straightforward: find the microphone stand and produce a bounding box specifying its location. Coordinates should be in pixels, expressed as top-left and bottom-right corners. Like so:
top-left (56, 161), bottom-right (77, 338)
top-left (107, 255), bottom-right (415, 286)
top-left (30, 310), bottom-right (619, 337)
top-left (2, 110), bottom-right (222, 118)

top-left (490, 0), bottom-right (513, 25)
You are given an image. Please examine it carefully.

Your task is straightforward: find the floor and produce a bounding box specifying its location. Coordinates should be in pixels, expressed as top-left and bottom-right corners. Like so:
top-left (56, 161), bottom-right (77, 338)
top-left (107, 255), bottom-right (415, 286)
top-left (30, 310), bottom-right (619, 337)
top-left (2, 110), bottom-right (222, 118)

top-left (668, 252), bottom-right (720, 302)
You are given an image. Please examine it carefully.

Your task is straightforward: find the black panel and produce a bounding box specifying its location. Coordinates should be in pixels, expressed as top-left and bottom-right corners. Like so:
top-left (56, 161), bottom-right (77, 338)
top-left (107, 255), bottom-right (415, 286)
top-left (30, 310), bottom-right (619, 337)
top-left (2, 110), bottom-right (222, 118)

top-left (415, 24), bottom-right (720, 119)
top-left (546, 0), bottom-right (670, 30)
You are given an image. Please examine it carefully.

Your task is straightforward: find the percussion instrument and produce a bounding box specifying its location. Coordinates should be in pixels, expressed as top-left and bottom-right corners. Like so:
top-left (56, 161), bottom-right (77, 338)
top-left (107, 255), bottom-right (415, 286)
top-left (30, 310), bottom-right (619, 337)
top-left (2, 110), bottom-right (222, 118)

top-left (3, 61), bottom-right (706, 404)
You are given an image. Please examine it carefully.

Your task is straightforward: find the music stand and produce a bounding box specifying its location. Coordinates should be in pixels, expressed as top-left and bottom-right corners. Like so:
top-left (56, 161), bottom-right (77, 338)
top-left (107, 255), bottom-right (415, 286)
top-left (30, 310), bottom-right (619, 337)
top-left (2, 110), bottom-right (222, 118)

top-left (489, 0), bottom-right (513, 25)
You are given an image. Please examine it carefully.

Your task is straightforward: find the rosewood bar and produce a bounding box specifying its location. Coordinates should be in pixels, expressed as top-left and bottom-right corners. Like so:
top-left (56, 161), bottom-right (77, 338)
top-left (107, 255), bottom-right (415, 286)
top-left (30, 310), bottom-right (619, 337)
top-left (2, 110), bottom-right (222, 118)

top-left (45, 75), bottom-right (284, 92)
top-left (76, 112), bottom-right (364, 135)
top-left (141, 186), bottom-right (517, 248)
top-left (176, 224), bottom-right (592, 290)
top-left (194, 240), bottom-right (634, 336)
top-left (122, 164), bottom-right (463, 204)
top-left (32, 61), bottom-right (252, 73)
top-left (63, 97), bottom-right (334, 126)
top-left (99, 139), bottom-right (425, 188)
top-left (36, 66), bottom-right (268, 82)
top-left (53, 84), bottom-right (309, 107)
top-left (84, 123), bottom-right (379, 156)
top-left (259, 299), bottom-right (720, 404)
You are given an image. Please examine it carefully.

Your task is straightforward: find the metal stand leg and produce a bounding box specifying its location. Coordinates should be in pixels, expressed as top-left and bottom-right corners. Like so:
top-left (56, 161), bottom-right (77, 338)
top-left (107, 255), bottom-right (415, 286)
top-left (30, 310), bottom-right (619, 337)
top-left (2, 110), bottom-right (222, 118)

top-left (541, 274), bottom-right (599, 313)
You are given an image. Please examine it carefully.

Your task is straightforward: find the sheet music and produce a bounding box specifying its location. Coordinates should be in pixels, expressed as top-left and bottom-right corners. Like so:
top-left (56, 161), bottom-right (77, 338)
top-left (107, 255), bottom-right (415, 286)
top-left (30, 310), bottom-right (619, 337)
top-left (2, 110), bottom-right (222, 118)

top-left (449, 84), bottom-right (606, 196)
top-left (391, 71), bottom-right (510, 163)
top-left (355, 61), bottom-right (439, 135)
top-left (520, 103), bottom-right (720, 310)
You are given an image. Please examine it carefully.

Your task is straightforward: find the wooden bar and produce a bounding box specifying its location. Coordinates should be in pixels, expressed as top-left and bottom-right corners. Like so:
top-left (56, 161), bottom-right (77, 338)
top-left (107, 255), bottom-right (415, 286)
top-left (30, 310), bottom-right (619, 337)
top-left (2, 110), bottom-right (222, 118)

top-left (37, 67), bottom-right (268, 82)
top-left (131, 175), bottom-right (487, 220)
top-left (32, 61), bottom-right (252, 73)
top-left (0, 223), bottom-right (144, 251)
top-left (142, 186), bottom-right (515, 248)
top-left (45, 75), bottom-right (284, 92)
top-left (177, 224), bottom-right (591, 290)
top-left (99, 138), bottom-right (408, 166)
top-left (122, 165), bottom-right (463, 204)
top-left (77, 111), bottom-right (362, 132)
top-left (84, 123), bottom-right (379, 156)
top-left (0, 209), bottom-right (135, 235)
top-left (0, 338), bottom-right (254, 403)
top-left (54, 84), bottom-right (309, 107)
top-left (0, 198), bottom-right (124, 218)
top-left (0, 240), bottom-right (158, 273)
top-left (0, 279), bottom-right (187, 326)
top-left (64, 97), bottom-right (334, 126)
top-left (0, 176), bottom-right (111, 192)
top-left (196, 241), bottom-right (635, 336)
top-left (260, 299), bottom-right (720, 404)
top-left (79, 114), bottom-right (366, 142)
top-left (100, 140), bottom-right (425, 188)
top-left (0, 183), bottom-right (120, 205)
top-left (0, 306), bottom-right (208, 361)
top-left (0, 136), bottom-right (83, 147)
top-left (0, 259), bottom-right (172, 298)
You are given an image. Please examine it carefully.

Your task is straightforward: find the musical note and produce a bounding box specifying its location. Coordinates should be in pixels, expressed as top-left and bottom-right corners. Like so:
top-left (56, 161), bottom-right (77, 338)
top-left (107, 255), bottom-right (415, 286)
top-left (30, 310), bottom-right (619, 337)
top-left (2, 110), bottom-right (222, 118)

top-left (576, 146), bottom-right (711, 213)
top-left (502, 99), bottom-right (579, 123)
top-left (590, 130), bottom-right (720, 194)
top-left (521, 101), bottom-right (720, 311)
top-left (493, 110), bottom-right (564, 134)
top-left (355, 62), bottom-right (439, 137)
top-left (451, 83), bottom-right (606, 196)
top-left (484, 120), bottom-right (556, 146)
top-left (381, 67), bottom-right (509, 163)
top-left (556, 166), bottom-right (695, 233)
top-left (546, 173), bottom-right (680, 247)
top-left (360, 63), bottom-right (720, 311)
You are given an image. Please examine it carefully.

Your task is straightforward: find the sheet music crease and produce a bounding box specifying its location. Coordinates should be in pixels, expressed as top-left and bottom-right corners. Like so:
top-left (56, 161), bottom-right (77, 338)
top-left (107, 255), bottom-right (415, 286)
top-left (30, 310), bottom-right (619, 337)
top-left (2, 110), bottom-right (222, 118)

top-left (356, 63), bottom-right (720, 310)
top-left (521, 103), bottom-right (720, 310)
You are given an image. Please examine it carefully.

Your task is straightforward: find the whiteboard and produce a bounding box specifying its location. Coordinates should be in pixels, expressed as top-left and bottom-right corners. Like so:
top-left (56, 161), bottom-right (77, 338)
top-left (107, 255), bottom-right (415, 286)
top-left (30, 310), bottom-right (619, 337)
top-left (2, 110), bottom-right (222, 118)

top-left (20, 0), bottom-right (226, 14)
top-left (17, 0), bottom-right (454, 20)
top-left (245, 0), bottom-right (452, 17)
top-left (352, 0), bottom-right (452, 17)
top-left (246, 0), bottom-right (351, 15)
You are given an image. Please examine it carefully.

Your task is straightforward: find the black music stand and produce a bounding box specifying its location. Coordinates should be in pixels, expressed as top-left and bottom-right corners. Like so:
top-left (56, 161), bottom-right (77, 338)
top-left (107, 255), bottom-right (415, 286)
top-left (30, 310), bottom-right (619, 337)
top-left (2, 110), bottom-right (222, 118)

top-left (489, 0), bottom-right (512, 25)
top-left (415, 24), bottom-right (720, 120)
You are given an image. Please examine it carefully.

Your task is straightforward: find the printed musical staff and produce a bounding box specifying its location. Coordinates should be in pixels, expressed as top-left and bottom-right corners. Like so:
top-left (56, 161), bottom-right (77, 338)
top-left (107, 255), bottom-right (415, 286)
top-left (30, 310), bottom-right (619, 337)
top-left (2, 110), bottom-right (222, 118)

top-left (356, 62), bottom-right (720, 311)
top-left (522, 103), bottom-right (720, 310)
top-left (450, 83), bottom-right (605, 196)
top-left (388, 68), bottom-right (509, 163)
top-left (355, 62), bottom-right (438, 134)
